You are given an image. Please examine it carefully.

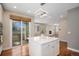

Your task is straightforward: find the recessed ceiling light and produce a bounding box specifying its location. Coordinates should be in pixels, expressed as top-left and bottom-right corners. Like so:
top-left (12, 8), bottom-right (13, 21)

top-left (14, 6), bottom-right (16, 8)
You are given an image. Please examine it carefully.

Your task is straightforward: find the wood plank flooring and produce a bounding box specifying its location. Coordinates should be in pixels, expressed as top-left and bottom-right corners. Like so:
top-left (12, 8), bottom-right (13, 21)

top-left (0, 41), bottom-right (79, 56)
top-left (1, 45), bottom-right (29, 56)
top-left (59, 41), bottom-right (79, 56)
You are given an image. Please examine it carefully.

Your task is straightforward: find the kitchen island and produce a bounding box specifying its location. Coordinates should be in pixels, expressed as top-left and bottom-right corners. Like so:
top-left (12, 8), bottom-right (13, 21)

top-left (29, 36), bottom-right (59, 56)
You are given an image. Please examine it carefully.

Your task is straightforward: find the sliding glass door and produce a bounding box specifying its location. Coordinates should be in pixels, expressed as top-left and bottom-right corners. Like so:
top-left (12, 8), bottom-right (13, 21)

top-left (12, 21), bottom-right (29, 46)
top-left (22, 22), bottom-right (29, 45)
top-left (12, 21), bottom-right (21, 46)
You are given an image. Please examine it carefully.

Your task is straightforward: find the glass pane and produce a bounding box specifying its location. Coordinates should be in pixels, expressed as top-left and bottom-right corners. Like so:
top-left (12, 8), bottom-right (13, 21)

top-left (12, 21), bottom-right (21, 46)
top-left (22, 22), bottom-right (29, 45)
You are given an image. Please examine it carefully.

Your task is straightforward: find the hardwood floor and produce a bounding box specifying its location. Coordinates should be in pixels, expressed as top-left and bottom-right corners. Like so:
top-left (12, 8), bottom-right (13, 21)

top-left (1, 45), bottom-right (29, 56)
top-left (59, 41), bottom-right (79, 56)
top-left (0, 41), bottom-right (79, 56)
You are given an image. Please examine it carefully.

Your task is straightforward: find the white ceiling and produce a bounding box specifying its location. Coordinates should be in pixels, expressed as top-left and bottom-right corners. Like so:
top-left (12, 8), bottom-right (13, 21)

top-left (2, 3), bottom-right (79, 23)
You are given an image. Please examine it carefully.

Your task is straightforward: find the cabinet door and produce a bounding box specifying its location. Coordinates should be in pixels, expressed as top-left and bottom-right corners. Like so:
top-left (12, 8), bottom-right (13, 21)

top-left (53, 40), bottom-right (59, 55)
top-left (42, 40), bottom-right (59, 56)
top-left (42, 42), bottom-right (54, 56)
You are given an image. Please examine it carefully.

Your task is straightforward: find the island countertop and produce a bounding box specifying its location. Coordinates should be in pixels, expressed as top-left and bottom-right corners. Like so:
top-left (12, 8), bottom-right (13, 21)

top-left (28, 36), bottom-right (59, 44)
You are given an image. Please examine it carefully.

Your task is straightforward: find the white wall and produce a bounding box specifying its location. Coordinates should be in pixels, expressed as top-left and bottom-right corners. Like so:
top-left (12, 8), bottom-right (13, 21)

top-left (67, 7), bottom-right (79, 50)
top-left (56, 7), bottom-right (79, 51)
top-left (46, 24), bottom-right (54, 36)
top-left (34, 16), bottom-right (55, 36)
top-left (57, 7), bottom-right (79, 51)
top-left (59, 17), bottom-right (68, 42)
top-left (0, 4), bottom-right (3, 22)
top-left (3, 11), bottom-right (34, 50)
top-left (3, 11), bottom-right (12, 50)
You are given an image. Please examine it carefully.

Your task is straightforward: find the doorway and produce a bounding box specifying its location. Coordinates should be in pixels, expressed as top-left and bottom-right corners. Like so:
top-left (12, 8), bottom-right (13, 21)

top-left (12, 20), bottom-right (29, 56)
top-left (12, 21), bottom-right (29, 46)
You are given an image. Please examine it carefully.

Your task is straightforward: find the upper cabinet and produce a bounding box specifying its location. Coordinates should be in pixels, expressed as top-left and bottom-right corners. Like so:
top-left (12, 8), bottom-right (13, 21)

top-left (0, 4), bottom-right (3, 22)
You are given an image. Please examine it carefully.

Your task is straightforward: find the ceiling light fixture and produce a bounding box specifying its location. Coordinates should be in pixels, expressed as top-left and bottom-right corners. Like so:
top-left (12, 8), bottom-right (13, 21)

top-left (34, 3), bottom-right (47, 18)
top-left (34, 8), bottom-right (48, 17)
top-left (40, 3), bottom-right (46, 6)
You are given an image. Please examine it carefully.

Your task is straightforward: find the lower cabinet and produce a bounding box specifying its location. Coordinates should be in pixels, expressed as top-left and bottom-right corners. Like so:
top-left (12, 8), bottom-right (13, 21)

top-left (29, 39), bottom-right (59, 56)
top-left (42, 40), bottom-right (59, 56)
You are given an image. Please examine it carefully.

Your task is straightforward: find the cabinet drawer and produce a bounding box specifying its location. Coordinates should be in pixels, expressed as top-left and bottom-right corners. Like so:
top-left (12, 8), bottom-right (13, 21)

top-left (42, 40), bottom-right (59, 47)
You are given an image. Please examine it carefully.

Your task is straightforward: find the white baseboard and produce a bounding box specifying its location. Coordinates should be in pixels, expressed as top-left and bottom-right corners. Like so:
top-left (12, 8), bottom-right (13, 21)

top-left (67, 47), bottom-right (79, 53)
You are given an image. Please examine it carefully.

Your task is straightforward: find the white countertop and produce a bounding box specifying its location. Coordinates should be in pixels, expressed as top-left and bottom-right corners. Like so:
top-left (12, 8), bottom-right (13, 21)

top-left (29, 35), bottom-right (59, 44)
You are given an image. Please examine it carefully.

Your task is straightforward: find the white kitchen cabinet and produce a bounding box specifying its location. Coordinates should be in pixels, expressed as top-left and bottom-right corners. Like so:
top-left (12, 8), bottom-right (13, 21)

top-left (29, 36), bottom-right (59, 56)
top-left (42, 40), bottom-right (59, 56)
